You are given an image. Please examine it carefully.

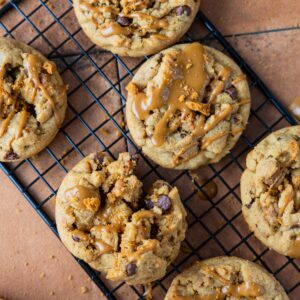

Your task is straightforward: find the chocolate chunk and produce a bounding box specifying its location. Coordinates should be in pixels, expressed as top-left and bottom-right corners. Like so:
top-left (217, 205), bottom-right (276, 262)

top-left (174, 5), bottom-right (192, 16)
top-left (145, 199), bottom-right (154, 209)
top-left (157, 195), bottom-right (172, 212)
top-left (117, 16), bottom-right (131, 27)
top-left (225, 87), bottom-right (238, 100)
top-left (4, 150), bottom-right (19, 161)
top-left (72, 235), bottom-right (80, 242)
top-left (126, 263), bottom-right (137, 276)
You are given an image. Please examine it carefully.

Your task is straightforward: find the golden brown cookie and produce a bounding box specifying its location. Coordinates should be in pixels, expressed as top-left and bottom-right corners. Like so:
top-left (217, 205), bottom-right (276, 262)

top-left (0, 38), bottom-right (67, 161)
top-left (126, 42), bottom-right (251, 169)
top-left (165, 257), bottom-right (288, 300)
top-left (241, 126), bottom-right (300, 258)
top-left (73, 0), bottom-right (201, 57)
top-left (56, 152), bottom-right (187, 285)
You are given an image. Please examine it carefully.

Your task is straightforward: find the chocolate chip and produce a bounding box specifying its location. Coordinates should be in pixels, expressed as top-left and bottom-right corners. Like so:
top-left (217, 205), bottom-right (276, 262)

top-left (4, 150), bottom-right (19, 161)
top-left (245, 199), bottom-right (254, 209)
top-left (174, 5), bottom-right (192, 16)
top-left (126, 263), bottom-right (137, 276)
top-left (157, 195), bottom-right (172, 212)
top-left (150, 224), bottom-right (159, 239)
top-left (4, 63), bottom-right (12, 72)
top-left (145, 199), bottom-right (154, 209)
top-left (72, 235), bottom-right (80, 242)
top-left (225, 87), bottom-right (238, 100)
top-left (117, 16), bottom-right (131, 27)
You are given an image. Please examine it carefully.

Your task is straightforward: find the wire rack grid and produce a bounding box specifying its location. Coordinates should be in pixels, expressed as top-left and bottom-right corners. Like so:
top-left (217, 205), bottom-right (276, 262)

top-left (0, 0), bottom-right (299, 299)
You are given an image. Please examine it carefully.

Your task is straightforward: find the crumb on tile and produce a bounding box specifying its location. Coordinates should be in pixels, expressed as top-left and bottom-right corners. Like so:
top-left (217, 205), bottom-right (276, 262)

top-left (80, 286), bottom-right (89, 294)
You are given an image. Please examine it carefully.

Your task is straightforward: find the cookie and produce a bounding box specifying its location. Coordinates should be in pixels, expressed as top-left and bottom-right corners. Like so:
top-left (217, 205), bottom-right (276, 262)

top-left (165, 256), bottom-right (288, 300)
top-left (126, 42), bottom-right (251, 169)
top-left (241, 126), bottom-right (300, 258)
top-left (56, 152), bottom-right (187, 285)
top-left (73, 0), bottom-right (201, 57)
top-left (0, 38), bottom-right (67, 161)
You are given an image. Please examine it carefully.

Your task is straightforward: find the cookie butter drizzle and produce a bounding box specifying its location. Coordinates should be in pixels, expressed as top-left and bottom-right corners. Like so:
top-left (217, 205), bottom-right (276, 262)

top-left (25, 54), bottom-right (60, 123)
top-left (173, 266), bottom-right (264, 300)
top-left (0, 54), bottom-right (60, 143)
top-left (129, 43), bottom-right (248, 148)
top-left (79, 0), bottom-right (169, 39)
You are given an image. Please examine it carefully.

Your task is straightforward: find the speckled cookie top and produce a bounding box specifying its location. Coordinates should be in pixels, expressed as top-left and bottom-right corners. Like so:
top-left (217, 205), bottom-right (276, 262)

top-left (56, 152), bottom-right (187, 285)
top-left (241, 126), bottom-right (300, 258)
top-left (126, 43), bottom-right (250, 169)
top-left (73, 0), bottom-right (201, 56)
top-left (0, 38), bottom-right (67, 161)
top-left (165, 257), bottom-right (288, 300)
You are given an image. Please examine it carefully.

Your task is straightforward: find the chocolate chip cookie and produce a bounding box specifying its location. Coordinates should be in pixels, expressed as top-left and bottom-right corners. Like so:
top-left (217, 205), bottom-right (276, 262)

top-left (165, 256), bottom-right (288, 300)
top-left (73, 0), bottom-right (201, 57)
top-left (126, 42), bottom-right (251, 169)
top-left (241, 126), bottom-right (300, 258)
top-left (0, 38), bottom-right (67, 161)
top-left (56, 152), bottom-right (187, 285)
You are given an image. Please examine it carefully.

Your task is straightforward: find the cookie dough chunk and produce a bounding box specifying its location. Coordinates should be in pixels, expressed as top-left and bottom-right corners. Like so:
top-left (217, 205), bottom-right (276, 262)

top-left (73, 0), bottom-right (201, 57)
top-left (0, 38), bottom-right (67, 161)
top-left (56, 152), bottom-right (187, 285)
top-left (165, 256), bottom-right (288, 300)
top-left (126, 43), bottom-right (251, 169)
top-left (241, 126), bottom-right (300, 258)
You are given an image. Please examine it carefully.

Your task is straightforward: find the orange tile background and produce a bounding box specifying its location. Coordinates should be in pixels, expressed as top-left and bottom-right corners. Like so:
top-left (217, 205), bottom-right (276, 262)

top-left (1, 0), bottom-right (300, 299)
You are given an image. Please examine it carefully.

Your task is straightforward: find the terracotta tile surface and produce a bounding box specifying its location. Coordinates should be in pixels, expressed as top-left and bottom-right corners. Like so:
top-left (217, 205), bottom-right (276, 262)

top-left (0, 0), bottom-right (300, 299)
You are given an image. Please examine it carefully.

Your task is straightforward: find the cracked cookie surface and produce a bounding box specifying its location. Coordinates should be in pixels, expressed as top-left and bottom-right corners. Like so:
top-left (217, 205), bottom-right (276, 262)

top-left (241, 126), bottom-right (300, 258)
top-left (0, 38), bottom-right (67, 161)
top-left (73, 0), bottom-right (201, 57)
top-left (165, 256), bottom-right (288, 300)
top-left (56, 152), bottom-right (187, 285)
top-left (126, 43), bottom-right (251, 169)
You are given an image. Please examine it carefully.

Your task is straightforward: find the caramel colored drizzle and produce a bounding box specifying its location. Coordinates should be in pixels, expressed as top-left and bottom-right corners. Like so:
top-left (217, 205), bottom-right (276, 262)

top-left (0, 109), bottom-right (15, 138)
top-left (129, 43), bottom-right (209, 146)
top-left (128, 240), bottom-right (159, 261)
top-left (65, 185), bottom-right (99, 202)
top-left (93, 239), bottom-right (114, 256)
top-left (100, 23), bottom-right (131, 37)
top-left (26, 54), bottom-right (60, 123)
top-left (201, 127), bottom-right (244, 150)
top-left (15, 108), bottom-right (29, 139)
top-left (208, 67), bottom-right (232, 103)
top-left (173, 277), bottom-right (264, 299)
top-left (232, 74), bottom-right (247, 85)
top-left (193, 104), bottom-right (233, 139)
top-left (125, 12), bottom-right (168, 30)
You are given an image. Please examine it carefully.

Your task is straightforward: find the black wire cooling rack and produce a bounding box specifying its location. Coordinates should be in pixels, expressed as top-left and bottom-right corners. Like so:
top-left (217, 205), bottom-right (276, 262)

top-left (1, 1), bottom-right (300, 299)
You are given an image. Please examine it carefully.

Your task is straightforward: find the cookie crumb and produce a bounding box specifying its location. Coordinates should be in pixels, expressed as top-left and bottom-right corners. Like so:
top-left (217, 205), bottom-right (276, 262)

top-left (40, 272), bottom-right (46, 278)
top-left (68, 275), bottom-right (73, 281)
top-left (49, 291), bottom-right (55, 296)
top-left (25, 262), bottom-right (29, 266)
top-left (80, 286), bottom-right (89, 294)
top-left (49, 255), bottom-right (55, 259)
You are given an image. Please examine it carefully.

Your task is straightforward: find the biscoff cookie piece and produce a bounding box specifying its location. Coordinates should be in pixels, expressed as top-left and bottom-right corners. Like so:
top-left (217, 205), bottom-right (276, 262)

top-left (56, 152), bottom-right (187, 285)
top-left (73, 0), bottom-right (201, 57)
top-left (0, 38), bottom-right (67, 161)
top-left (165, 257), bottom-right (288, 300)
top-left (241, 126), bottom-right (300, 258)
top-left (126, 42), bottom-right (251, 169)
